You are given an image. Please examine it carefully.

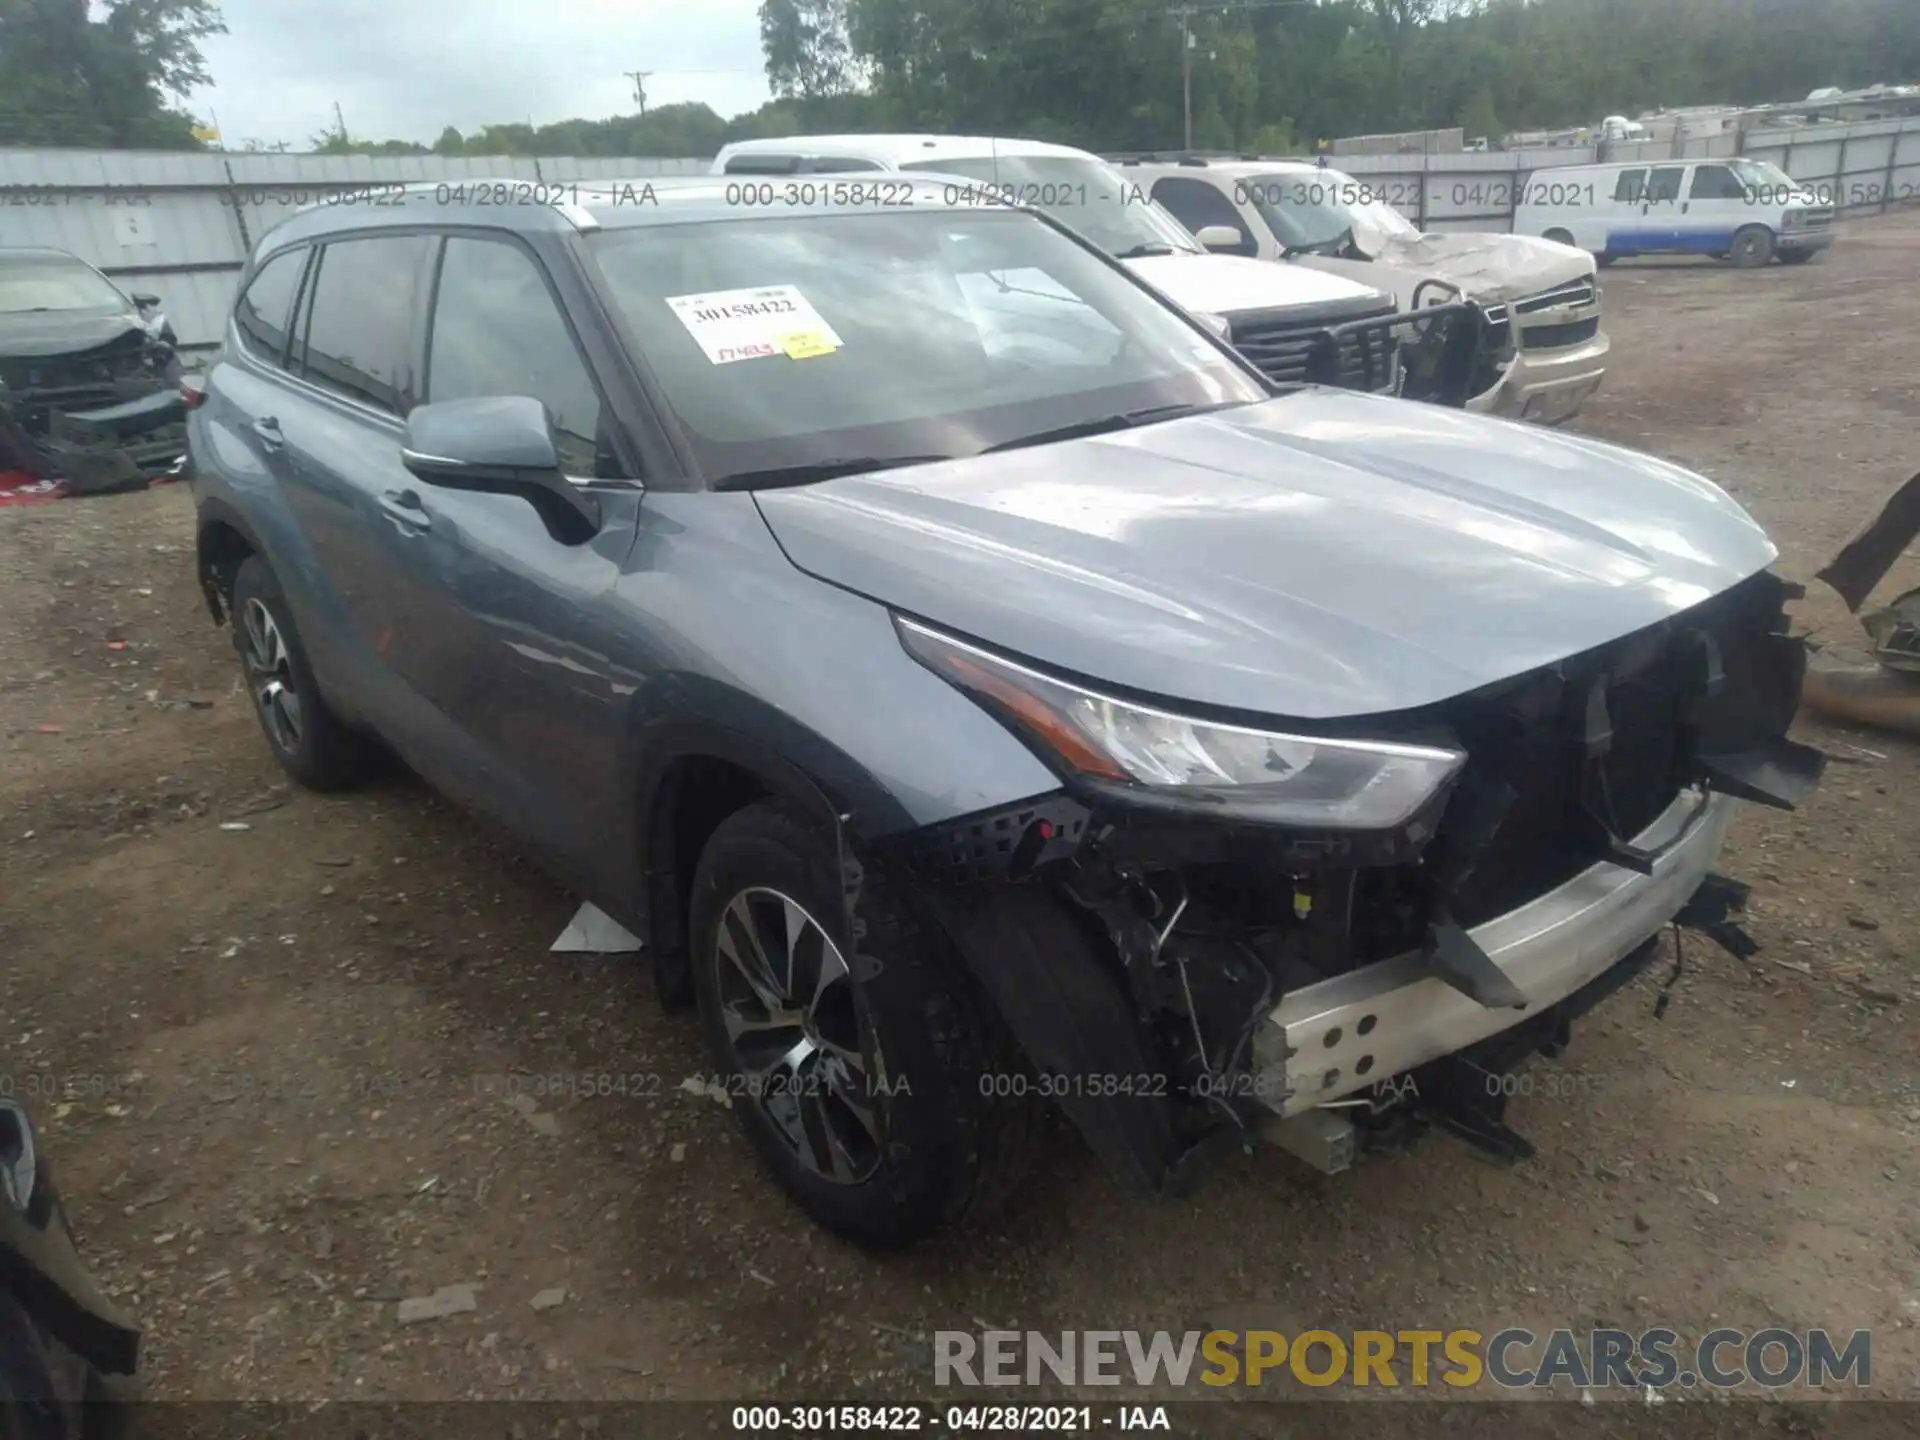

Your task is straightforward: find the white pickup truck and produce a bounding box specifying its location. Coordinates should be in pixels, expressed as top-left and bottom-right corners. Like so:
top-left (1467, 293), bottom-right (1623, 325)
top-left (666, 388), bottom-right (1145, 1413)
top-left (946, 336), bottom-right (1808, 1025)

top-left (1115, 156), bottom-right (1611, 426)
top-left (710, 135), bottom-right (1420, 398)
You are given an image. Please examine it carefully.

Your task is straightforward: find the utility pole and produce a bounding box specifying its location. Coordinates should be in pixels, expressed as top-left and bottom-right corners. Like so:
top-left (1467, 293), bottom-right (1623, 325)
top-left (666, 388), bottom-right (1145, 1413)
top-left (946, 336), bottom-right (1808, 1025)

top-left (626, 71), bottom-right (653, 116)
top-left (1168, 7), bottom-right (1195, 152)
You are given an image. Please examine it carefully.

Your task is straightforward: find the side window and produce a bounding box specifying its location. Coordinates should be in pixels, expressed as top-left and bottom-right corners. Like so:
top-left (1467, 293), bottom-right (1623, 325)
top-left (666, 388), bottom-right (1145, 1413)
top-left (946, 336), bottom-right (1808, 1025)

top-left (295, 235), bottom-right (434, 414)
top-left (723, 154), bottom-right (801, 175)
top-left (233, 247), bottom-right (307, 366)
top-left (426, 236), bottom-right (612, 478)
top-left (1689, 164), bottom-right (1742, 199)
top-left (1646, 166), bottom-right (1685, 203)
top-left (1149, 178), bottom-right (1258, 256)
top-left (806, 157), bottom-right (881, 173)
top-left (1613, 169), bottom-right (1648, 203)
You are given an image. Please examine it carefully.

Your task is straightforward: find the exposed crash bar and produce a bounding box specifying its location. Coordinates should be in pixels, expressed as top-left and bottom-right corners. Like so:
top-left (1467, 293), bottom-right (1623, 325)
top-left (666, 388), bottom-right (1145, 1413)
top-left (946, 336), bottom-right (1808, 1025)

top-left (1253, 788), bottom-right (1736, 1118)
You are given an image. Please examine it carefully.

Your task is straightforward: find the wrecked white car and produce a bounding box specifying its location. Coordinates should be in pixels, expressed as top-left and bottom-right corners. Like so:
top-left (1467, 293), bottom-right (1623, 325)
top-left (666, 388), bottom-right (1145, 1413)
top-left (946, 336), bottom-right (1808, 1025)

top-left (1119, 157), bottom-right (1610, 426)
top-left (0, 247), bottom-right (187, 495)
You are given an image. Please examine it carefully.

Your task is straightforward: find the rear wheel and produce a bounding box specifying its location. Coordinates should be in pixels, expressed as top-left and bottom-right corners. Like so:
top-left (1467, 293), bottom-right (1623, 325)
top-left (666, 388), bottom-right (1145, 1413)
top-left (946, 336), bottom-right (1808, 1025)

top-left (230, 556), bottom-right (374, 791)
top-left (1595, 251), bottom-right (1617, 268)
top-left (689, 800), bottom-right (1036, 1248)
top-left (1727, 225), bottom-right (1775, 268)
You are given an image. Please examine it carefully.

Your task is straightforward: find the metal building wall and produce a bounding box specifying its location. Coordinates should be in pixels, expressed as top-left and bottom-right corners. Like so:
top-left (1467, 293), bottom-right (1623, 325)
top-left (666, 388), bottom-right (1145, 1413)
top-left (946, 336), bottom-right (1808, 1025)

top-left (0, 150), bottom-right (709, 352)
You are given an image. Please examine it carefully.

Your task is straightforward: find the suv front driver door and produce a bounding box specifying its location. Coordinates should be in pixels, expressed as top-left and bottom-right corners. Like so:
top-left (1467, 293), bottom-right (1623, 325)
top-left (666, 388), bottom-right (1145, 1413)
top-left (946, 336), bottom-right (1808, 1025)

top-left (397, 232), bottom-right (646, 884)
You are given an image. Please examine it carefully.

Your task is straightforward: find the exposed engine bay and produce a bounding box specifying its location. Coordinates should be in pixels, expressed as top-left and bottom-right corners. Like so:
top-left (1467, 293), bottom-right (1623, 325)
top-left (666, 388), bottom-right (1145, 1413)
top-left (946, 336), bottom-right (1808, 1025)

top-left (888, 569), bottom-right (1825, 1193)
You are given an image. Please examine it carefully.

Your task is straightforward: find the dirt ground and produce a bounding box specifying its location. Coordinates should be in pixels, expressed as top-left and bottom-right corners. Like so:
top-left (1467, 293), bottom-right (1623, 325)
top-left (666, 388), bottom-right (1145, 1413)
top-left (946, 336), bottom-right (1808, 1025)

top-left (2, 212), bottom-right (1918, 1418)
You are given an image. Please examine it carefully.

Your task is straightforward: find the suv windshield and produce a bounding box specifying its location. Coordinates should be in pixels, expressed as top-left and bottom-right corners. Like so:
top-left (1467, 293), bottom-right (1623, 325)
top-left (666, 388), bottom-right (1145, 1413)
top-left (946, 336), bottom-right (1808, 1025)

top-left (0, 254), bottom-right (128, 314)
top-left (1242, 171), bottom-right (1421, 253)
top-left (901, 156), bottom-right (1201, 258)
top-left (588, 207), bottom-right (1265, 488)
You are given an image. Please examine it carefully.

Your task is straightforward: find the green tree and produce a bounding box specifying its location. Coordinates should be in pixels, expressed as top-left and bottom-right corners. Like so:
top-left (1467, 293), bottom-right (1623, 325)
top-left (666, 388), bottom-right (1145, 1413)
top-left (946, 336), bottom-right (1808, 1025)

top-left (0, 0), bottom-right (224, 148)
top-left (1458, 85), bottom-right (1500, 143)
top-left (760, 0), bottom-right (857, 100)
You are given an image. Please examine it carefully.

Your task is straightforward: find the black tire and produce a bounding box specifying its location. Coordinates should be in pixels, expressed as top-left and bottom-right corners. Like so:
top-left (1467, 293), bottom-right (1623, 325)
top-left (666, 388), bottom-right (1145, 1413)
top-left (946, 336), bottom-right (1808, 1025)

top-left (1728, 225), bottom-right (1775, 268)
top-left (1778, 249), bottom-right (1817, 265)
top-left (1542, 228), bottom-right (1576, 247)
top-left (689, 800), bottom-right (1036, 1248)
top-left (229, 555), bottom-right (374, 791)
top-left (1595, 252), bottom-right (1617, 268)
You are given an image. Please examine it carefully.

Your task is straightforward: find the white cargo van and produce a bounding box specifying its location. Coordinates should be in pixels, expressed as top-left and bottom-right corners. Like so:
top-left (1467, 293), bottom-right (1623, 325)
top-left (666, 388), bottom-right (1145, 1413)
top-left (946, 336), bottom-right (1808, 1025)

top-left (709, 135), bottom-right (1411, 397)
top-left (1513, 157), bottom-right (1835, 267)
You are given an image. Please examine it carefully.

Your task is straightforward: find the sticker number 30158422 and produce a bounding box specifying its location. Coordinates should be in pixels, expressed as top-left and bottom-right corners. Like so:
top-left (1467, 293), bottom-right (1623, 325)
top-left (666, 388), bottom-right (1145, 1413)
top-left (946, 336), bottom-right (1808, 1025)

top-left (665, 285), bottom-right (845, 364)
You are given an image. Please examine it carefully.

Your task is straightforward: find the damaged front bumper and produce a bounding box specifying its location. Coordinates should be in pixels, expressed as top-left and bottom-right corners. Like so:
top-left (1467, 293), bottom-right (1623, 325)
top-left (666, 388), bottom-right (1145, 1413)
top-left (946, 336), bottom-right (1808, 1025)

top-left (1466, 330), bottom-right (1610, 427)
top-left (898, 570), bottom-right (1823, 1196)
top-left (42, 389), bottom-right (188, 494)
top-left (1253, 786), bottom-right (1731, 1118)
top-left (1465, 293), bottom-right (1610, 427)
top-left (0, 370), bottom-right (187, 497)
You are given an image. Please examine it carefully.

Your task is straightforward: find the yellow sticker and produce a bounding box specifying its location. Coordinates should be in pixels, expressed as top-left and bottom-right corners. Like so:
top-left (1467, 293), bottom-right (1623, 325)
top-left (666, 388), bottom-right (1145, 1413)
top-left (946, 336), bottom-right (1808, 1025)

top-left (780, 330), bottom-right (837, 360)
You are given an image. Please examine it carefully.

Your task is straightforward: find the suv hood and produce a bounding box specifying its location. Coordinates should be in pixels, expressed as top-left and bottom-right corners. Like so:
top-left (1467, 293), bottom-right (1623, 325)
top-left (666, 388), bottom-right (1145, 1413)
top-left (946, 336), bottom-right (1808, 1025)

top-left (755, 391), bottom-right (1777, 721)
top-left (1343, 231), bottom-right (1595, 304)
top-left (0, 307), bottom-right (150, 361)
top-left (1125, 252), bottom-right (1389, 318)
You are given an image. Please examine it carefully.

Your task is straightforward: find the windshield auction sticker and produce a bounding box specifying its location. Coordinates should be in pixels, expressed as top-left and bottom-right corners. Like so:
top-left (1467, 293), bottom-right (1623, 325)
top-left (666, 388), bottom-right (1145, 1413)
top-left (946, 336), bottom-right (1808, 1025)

top-left (665, 285), bottom-right (844, 364)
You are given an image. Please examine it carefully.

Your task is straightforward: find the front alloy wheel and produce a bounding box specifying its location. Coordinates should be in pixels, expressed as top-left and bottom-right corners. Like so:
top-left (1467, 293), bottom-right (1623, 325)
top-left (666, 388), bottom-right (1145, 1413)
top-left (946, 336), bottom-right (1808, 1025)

top-left (240, 596), bottom-right (303, 755)
top-left (688, 801), bottom-right (1037, 1247)
top-left (712, 887), bottom-right (883, 1185)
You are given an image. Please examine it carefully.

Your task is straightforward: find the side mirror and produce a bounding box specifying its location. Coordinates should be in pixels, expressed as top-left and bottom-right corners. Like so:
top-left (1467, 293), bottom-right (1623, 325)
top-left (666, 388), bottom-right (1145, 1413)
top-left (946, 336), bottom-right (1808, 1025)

top-left (402, 395), bottom-right (601, 540)
top-left (1193, 224), bottom-right (1243, 253)
top-left (132, 292), bottom-right (161, 309)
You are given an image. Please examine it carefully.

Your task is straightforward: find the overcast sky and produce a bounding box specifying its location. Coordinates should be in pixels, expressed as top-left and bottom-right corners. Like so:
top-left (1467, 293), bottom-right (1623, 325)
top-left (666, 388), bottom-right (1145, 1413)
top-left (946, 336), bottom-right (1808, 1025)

top-left (191, 0), bottom-right (774, 149)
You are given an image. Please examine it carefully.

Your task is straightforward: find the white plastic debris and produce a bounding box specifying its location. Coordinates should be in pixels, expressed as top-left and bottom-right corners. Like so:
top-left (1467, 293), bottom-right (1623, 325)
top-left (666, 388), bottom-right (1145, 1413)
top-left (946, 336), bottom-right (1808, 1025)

top-left (550, 902), bottom-right (644, 955)
top-left (678, 1076), bottom-right (733, 1108)
top-left (396, 1283), bottom-right (478, 1324)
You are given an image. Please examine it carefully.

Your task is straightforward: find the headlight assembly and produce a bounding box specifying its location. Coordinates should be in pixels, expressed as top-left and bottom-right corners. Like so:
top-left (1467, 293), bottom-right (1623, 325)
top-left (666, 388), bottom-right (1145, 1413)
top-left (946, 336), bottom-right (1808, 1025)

top-left (897, 617), bottom-right (1466, 830)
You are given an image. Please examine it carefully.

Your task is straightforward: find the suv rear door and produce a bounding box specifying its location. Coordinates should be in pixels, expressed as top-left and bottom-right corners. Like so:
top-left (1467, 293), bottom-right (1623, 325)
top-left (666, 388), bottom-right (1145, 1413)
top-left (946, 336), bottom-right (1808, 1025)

top-left (271, 231), bottom-right (448, 752)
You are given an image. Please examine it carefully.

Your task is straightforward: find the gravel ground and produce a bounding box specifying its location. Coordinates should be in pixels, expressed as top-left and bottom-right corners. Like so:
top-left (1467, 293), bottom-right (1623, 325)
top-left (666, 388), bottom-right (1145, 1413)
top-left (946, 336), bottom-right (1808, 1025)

top-left (1, 211), bottom-right (1916, 1420)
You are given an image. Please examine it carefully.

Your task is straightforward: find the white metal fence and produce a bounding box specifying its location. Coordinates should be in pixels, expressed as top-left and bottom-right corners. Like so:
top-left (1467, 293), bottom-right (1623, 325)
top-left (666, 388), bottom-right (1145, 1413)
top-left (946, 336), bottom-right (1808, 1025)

top-left (1331, 113), bottom-right (1920, 234)
top-left (4, 113), bottom-right (1919, 353)
top-left (0, 151), bottom-right (710, 352)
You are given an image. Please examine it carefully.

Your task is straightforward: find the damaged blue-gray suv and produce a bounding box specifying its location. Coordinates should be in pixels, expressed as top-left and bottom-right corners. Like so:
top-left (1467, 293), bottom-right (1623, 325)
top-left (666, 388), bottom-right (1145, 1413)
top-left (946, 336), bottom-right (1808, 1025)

top-left (189, 177), bottom-right (1823, 1247)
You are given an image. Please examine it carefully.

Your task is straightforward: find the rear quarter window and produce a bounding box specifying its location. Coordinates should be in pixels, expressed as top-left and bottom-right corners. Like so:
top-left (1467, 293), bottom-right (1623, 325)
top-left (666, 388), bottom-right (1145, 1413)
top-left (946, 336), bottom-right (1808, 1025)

top-left (233, 247), bottom-right (307, 366)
